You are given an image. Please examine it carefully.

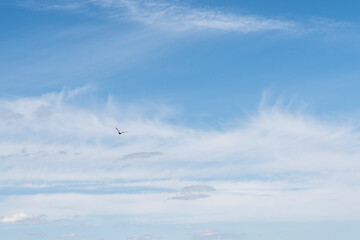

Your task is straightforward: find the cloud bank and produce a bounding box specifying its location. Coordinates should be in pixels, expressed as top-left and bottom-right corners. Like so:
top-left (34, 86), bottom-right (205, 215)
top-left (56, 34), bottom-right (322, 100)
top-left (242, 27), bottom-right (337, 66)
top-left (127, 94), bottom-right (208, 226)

top-left (1, 87), bottom-right (360, 222)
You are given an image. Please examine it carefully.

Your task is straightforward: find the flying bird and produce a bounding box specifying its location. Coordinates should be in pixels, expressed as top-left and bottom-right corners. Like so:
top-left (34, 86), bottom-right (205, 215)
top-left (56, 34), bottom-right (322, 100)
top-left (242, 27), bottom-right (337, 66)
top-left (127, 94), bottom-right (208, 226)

top-left (115, 127), bottom-right (127, 135)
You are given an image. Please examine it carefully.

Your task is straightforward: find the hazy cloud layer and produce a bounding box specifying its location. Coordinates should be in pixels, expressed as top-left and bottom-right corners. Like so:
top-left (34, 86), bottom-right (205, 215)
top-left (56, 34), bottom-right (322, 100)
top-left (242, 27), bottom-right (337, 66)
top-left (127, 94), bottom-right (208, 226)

top-left (28, 232), bottom-right (46, 237)
top-left (63, 233), bottom-right (76, 238)
top-left (1, 88), bottom-right (360, 222)
top-left (0, 111), bottom-right (23, 120)
top-left (183, 185), bottom-right (216, 192)
top-left (0, 213), bottom-right (47, 224)
top-left (128, 234), bottom-right (152, 240)
top-left (170, 185), bottom-right (216, 200)
top-left (170, 194), bottom-right (210, 201)
top-left (120, 152), bottom-right (163, 161)
top-left (192, 230), bottom-right (240, 240)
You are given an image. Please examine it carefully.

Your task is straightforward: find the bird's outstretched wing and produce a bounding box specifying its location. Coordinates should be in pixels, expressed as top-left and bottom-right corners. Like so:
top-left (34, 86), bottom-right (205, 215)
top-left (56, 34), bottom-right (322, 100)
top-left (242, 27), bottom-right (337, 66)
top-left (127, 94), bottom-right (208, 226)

top-left (115, 127), bottom-right (128, 135)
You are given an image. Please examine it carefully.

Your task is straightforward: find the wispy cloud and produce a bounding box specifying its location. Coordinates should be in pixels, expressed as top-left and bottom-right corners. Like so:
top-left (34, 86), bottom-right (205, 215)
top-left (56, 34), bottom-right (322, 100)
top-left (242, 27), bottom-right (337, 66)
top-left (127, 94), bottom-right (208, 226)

top-left (17, 0), bottom-right (297, 33)
top-left (2, 87), bottom-right (359, 182)
top-left (191, 230), bottom-right (240, 240)
top-left (0, 213), bottom-right (47, 224)
top-left (0, 111), bottom-right (23, 120)
top-left (182, 185), bottom-right (216, 193)
top-left (111, 0), bottom-right (296, 32)
top-left (128, 234), bottom-right (152, 240)
top-left (170, 185), bottom-right (216, 200)
top-left (120, 152), bottom-right (163, 161)
top-left (63, 233), bottom-right (76, 238)
top-left (170, 193), bottom-right (210, 201)
top-left (1, 87), bottom-right (360, 222)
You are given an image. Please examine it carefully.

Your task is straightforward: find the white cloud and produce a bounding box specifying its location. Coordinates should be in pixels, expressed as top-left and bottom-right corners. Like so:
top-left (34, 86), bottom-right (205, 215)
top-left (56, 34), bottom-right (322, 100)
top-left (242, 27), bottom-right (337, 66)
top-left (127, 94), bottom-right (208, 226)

top-left (18, 0), bottom-right (297, 33)
top-left (169, 185), bottom-right (216, 200)
top-left (170, 193), bottom-right (210, 201)
top-left (128, 234), bottom-right (151, 240)
top-left (0, 213), bottom-right (31, 223)
top-left (1, 87), bottom-right (359, 182)
top-left (182, 185), bottom-right (216, 193)
top-left (0, 213), bottom-right (46, 224)
top-left (63, 233), bottom-right (76, 238)
top-left (1, 88), bottom-right (360, 222)
top-left (1, 183), bottom-right (360, 223)
top-left (191, 230), bottom-right (239, 240)
top-left (28, 232), bottom-right (46, 237)
top-left (112, 0), bottom-right (296, 32)
top-left (120, 151), bottom-right (163, 161)
top-left (0, 111), bottom-right (23, 120)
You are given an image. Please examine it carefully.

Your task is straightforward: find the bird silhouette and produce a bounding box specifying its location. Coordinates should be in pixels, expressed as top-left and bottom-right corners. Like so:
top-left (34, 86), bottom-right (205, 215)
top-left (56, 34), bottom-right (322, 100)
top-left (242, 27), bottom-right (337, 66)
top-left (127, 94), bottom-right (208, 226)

top-left (115, 127), bottom-right (127, 135)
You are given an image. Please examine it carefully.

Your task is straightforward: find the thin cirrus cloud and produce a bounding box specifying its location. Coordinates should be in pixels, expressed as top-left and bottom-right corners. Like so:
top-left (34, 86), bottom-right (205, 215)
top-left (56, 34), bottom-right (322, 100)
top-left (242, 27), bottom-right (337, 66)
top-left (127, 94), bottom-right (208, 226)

top-left (0, 213), bottom-right (47, 224)
top-left (169, 185), bottom-right (216, 201)
top-left (18, 0), bottom-right (297, 33)
top-left (120, 152), bottom-right (164, 161)
top-left (106, 0), bottom-right (297, 32)
top-left (1, 87), bottom-right (360, 222)
top-left (169, 194), bottom-right (210, 201)
top-left (127, 234), bottom-right (152, 240)
top-left (1, 87), bottom-right (360, 182)
top-left (191, 230), bottom-right (239, 240)
top-left (2, 185), bottom-right (360, 223)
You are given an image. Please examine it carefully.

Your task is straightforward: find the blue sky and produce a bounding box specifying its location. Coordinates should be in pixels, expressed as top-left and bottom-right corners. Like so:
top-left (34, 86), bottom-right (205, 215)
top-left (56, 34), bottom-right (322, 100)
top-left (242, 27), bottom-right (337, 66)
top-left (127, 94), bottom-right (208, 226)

top-left (1, 0), bottom-right (360, 239)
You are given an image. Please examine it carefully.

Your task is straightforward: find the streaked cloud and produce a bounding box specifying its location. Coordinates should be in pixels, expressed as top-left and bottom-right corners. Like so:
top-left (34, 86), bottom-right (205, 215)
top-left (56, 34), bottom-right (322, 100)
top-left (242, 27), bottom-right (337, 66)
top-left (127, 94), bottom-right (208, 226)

top-left (191, 230), bottom-right (240, 240)
top-left (110, 0), bottom-right (296, 32)
top-left (120, 152), bottom-right (163, 161)
top-left (1, 87), bottom-right (359, 182)
top-left (0, 213), bottom-right (47, 224)
top-left (128, 234), bottom-right (152, 240)
top-left (183, 185), bottom-right (216, 193)
top-left (1, 87), bottom-right (360, 222)
top-left (17, 0), bottom-right (297, 33)
top-left (170, 193), bottom-right (210, 201)
top-left (170, 185), bottom-right (216, 200)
